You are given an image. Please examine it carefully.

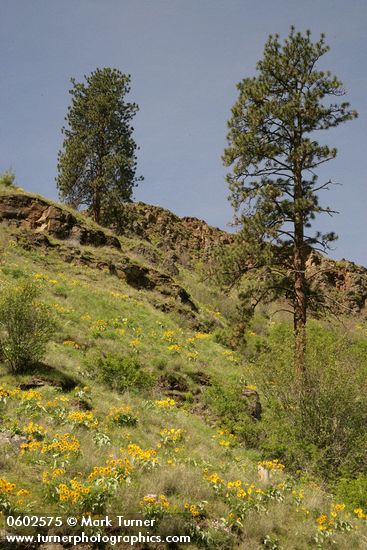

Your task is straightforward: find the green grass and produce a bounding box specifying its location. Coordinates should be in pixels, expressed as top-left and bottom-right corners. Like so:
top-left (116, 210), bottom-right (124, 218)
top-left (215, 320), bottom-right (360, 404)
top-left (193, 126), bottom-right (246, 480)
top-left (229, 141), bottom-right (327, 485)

top-left (0, 200), bottom-right (367, 548)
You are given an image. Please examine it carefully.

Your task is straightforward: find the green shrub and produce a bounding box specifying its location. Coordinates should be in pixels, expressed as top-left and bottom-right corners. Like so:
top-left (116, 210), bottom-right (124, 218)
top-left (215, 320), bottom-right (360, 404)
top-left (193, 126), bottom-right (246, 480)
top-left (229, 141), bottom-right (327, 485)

top-left (203, 383), bottom-right (260, 446)
top-left (0, 266), bottom-right (25, 279)
top-left (0, 170), bottom-right (15, 187)
top-left (84, 351), bottom-right (154, 393)
top-left (213, 326), bottom-right (232, 348)
top-left (334, 475), bottom-right (367, 510)
top-left (0, 280), bottom-right (56, 373)
top-left (254, 322), bottom-right (367, 479)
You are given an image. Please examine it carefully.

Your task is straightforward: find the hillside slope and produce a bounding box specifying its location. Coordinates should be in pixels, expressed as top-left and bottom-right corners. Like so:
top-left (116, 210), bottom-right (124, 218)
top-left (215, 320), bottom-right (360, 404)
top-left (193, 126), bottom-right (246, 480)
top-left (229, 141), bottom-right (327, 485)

top-left (0, 185), bottom-right (366, 549)
top-left (122, 202), bottom-right (367, 316)
top-left (1, 189), bottom-right (367, 316)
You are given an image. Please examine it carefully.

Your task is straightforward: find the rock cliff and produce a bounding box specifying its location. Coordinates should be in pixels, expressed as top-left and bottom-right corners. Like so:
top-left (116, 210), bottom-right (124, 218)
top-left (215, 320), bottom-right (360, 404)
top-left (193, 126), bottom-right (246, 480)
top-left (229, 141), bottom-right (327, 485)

top-left (122, 201), bottom-right (233, 265)
top-left (1, 191), bottom-right (366, 315)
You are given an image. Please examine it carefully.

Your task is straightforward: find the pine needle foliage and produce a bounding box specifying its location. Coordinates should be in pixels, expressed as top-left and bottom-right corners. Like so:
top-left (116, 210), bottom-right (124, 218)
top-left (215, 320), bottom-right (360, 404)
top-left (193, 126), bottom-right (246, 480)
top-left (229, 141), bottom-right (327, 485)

top-left (221, 28), bottom-right (357, 372)
top-left (56, 68), bottom-right (141, 224)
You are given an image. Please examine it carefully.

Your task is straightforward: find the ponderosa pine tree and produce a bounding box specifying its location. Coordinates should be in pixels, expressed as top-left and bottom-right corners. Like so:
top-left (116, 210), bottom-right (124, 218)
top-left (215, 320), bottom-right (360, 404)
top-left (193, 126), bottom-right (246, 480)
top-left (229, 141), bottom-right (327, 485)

top-left (222, 28), bottom-right (357, 374)
top-left (56, 68), bottom-right (141, 224)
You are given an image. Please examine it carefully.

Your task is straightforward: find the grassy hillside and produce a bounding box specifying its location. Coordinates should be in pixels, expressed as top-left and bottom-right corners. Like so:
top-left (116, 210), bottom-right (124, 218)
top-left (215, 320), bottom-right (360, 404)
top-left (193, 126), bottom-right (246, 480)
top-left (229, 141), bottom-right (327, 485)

top-left (0, 185), bottom-right (366, 549)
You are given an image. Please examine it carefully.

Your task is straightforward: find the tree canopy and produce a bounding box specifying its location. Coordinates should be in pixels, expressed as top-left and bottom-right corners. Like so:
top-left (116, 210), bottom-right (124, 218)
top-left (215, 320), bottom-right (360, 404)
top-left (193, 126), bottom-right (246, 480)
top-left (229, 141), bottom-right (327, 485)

top-left (221, 28), bottom-right (357, 372)
top-left (56, 68), bottom-right (141, 224)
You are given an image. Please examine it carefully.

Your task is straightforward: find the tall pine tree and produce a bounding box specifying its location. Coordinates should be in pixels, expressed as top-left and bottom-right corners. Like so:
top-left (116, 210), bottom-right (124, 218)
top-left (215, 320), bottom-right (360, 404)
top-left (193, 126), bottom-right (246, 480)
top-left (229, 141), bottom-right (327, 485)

top-left (57, 68), bottom-right (141, 224)
top-left (222, 28), bottom-right (357, 373)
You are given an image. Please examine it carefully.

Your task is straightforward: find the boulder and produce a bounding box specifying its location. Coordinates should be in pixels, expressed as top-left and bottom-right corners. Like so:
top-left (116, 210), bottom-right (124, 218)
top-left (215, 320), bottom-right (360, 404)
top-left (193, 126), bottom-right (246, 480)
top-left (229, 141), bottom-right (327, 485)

top-left (241, 387), bottom-right (262, 420)
top-left (158, 372), bottom-right (189, 392)
top-left (0, 431), bottom-right (28, 454)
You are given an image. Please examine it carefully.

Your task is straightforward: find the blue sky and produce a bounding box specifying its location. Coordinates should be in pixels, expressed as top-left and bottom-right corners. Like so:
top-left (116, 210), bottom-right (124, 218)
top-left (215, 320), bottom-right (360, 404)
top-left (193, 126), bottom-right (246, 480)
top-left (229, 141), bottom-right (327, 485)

top-left (0, 0), bottom-right (366, 265)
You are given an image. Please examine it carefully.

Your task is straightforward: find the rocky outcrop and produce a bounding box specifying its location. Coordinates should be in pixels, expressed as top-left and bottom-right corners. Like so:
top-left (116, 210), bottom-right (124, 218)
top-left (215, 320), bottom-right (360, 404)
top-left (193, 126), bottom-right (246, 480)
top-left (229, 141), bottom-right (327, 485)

top-left (121, 202), bottom-right (233, 266)
top-left (306, 252), bottom-right (367, 314)
top-left (0, 194), bottom-right (120, 249)
top-left (2, 190), bottom-right (367, 316)
top-left (109, 262), bottom-right (197, 311)
top-left (13, 229), bottom-right (199, 324)
top-left (241, 387), bottom-right (262, 420)
top-left (120, 203), bottom-right (367, 314)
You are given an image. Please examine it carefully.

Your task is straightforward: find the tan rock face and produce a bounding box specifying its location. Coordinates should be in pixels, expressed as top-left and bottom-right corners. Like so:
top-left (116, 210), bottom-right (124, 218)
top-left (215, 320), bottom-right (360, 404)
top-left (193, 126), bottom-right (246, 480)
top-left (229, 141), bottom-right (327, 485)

top-left (1, 192), bottom-right (366, 316)
top-left (121, 202), bottom-right (233, 265)
top-left (0, 194), bottom-right (120, 249)
top-left (306, 251), bottom-right (367, 313)
top-left (122, 203), bottom-right (367, 314)
top-left (0, 193), bottom-right (198, 322)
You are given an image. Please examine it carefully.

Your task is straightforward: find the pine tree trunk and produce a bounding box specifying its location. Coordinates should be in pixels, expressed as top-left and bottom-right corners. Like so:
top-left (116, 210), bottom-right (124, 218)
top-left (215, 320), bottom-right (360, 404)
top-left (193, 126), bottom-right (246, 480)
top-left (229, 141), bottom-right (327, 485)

top-left (94, 158), bottom-right (102, 224)
top-left (294, 240), bottom-right (306, 374)
top-left (293, 169), bottom-right (307, 375)
top-left (93, 189), bottom-right (101, 224)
